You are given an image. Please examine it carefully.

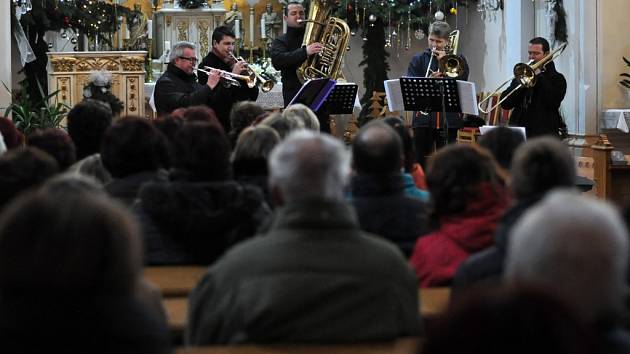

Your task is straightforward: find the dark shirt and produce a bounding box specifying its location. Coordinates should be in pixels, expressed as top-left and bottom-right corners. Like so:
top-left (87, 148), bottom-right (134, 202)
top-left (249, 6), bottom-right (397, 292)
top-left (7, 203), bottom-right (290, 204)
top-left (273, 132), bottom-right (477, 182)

top-left (270, 27), bottom-right (308, 106)
top-left (406, 48), bottom-right (470, 129)
top-left (500, 61), bottom-right (566, 138)
top-left (197, 51), bottom-right (259, 129)
top-left (154, 63), bottom-right (225, 116)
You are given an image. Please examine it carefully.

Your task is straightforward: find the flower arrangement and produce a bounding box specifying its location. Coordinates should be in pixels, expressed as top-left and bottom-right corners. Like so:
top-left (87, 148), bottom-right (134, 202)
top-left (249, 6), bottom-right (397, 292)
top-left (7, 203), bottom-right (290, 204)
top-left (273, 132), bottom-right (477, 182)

top-left (250, 58), bottom-right (282, 84)
top-left (83, 70), bottom-right (124, 116)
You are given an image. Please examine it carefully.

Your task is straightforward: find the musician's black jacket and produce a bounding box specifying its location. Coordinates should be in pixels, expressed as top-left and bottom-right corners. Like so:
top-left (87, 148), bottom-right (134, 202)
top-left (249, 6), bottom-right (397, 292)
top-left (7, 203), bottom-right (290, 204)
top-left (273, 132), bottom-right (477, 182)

top-left (198, 51), bottom-right (259, 129)
top-left (406, 48), bottom-right (470, 129)
top-left (154, 63), bottom-right (225, 119)
top-left (270, 26), bottom-right (308, 106)
top-left (500, 60), bottom-right (566, 138)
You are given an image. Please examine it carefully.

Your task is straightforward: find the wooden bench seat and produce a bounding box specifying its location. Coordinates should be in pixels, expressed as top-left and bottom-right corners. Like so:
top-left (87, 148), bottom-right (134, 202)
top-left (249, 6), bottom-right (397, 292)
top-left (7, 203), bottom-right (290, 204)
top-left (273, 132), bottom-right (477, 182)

top-left (144, 266), bottom-right (207, 297)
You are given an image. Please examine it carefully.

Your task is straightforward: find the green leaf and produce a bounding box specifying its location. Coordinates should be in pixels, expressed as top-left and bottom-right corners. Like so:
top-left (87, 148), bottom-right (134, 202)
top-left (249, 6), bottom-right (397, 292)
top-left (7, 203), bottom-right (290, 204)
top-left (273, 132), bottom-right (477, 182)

top-left (624, 56), bottom-right (630, 67)
top-left (621, 73), bottom-right (630, 79)
top-left (621, 81), bottom-right (630, 89)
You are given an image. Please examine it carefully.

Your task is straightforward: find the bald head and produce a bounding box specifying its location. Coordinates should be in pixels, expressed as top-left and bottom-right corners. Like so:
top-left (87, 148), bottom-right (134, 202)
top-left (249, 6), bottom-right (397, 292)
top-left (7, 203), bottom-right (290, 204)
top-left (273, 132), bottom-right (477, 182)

top-left (352, 122), bottom-right (403, 175)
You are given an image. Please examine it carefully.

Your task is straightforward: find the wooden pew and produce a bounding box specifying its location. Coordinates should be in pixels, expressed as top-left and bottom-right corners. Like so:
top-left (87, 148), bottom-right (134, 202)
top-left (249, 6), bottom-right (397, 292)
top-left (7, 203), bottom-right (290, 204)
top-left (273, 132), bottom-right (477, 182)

top-left (175, 337), bottom-right (421, 354)
top-left (144, 266), bottom-right (207, 297)
top-left (163, 288), bottom-right (452, 339)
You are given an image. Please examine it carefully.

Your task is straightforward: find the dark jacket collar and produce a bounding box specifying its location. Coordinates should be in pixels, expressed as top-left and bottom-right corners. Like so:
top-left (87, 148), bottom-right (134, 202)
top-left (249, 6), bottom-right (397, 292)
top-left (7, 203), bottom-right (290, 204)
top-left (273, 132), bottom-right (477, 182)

top-left (351, 173), bottom-right (406, 197)
top-left (167, 62), bottom-right (197, 82)
top-left (270, 199), bottom-right (359, 231)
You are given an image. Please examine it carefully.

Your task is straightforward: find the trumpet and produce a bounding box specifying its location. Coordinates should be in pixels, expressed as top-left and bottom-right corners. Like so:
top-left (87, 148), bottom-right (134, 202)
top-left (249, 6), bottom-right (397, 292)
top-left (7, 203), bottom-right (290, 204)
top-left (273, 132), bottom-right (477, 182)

top-left (478, 42), bottom-right (567, 114)
top-left (197, 66), bottom-right (257, 88)
top-left (227, 52), bottom-right (275, 93)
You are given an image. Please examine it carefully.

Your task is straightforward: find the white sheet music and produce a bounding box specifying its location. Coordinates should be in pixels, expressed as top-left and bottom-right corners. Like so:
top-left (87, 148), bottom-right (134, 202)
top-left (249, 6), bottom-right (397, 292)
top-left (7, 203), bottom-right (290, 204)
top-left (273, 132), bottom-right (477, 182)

top-left (384, 79), bottom-right (404, 112)
top-left (456, 80), bottom-right (479, 116)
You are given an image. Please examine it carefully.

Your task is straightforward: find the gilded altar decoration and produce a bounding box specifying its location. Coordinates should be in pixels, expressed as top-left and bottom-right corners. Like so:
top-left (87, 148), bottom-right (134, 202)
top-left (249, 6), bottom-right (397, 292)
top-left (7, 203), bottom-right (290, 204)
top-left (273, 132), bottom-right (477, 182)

top-left (75, 57), bottom-right (120, 72)
top-left (177, 21), bottom-right (189, 42)
top-left (50, 57), bottom-right (77, 72)
top-left (56, 77), bottom-right (71, 102)
top-left (198, 20), bottom-right (210, 58)
top-left (121, 56), bottom-right (146, 71)
top-left (127, 77), bottom-right (139, 113)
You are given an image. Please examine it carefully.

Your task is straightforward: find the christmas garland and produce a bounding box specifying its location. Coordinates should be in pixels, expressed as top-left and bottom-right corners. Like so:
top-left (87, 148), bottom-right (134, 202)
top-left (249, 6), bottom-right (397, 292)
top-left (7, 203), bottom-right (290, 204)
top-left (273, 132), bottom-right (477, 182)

top-left (178, 0), bottom-right (207, 9)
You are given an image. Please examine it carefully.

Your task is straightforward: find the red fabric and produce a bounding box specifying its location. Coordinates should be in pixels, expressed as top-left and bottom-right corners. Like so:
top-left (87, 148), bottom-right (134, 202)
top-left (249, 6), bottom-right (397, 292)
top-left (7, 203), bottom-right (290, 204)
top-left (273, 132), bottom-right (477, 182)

top-left (410, 183), bottom-right (510, 287)
top-left (410, 163), bottom-right (427, 190)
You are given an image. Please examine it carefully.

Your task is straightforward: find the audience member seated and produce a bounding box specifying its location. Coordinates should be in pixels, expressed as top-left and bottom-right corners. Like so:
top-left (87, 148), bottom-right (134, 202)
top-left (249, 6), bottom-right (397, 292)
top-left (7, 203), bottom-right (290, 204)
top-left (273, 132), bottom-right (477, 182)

top-left (27, 128), bottom-right (77, 171)
top-left (477, 126), bottom-right (525, 183)
top-left (505, 190), bottom-right (630, 354)
top-left (0, 117), bottom-right (24, 150)
top-left (410, 145), bottom-right (509, 287)
top-left (186, 130), bottom-right (422, 345)
top-left (282, 103), bottom-right (320, 131)
top-left (350, 121), bottom-right (429, 257)
top-left (454, 137), bottom-right (576, 294)
top-left (67, 99), bottom-right (114, 185)
top-left (152, 115), bottom-right (184, 169)
top-left (180, 105), bottom-right (224, 132)
top-left (259, 112), bottom-right (302, 139)
top-left (0, 186), bottom-right (170, 353)
top-left (101, 117), bottom-right (171, 206)
top-left (136, 121), bottom-right (270, 265)
top-left (383, 117), bottom-right (428, 194)
top-left (422, 286), bottom-right (594, 354)
top-left (228, 101), bottom-right (266, 147)
top-left (232, 125), bottom-right (280, 206)
top-left (0, 147), bottom-right (59, 211)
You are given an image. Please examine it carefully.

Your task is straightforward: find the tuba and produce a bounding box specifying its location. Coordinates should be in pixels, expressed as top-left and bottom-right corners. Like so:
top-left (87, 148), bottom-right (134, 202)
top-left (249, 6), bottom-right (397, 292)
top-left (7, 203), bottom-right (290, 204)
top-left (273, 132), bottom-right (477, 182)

top-left (438, 30), bottom-right (465, 78)
top-left (297, 0), bottom-right (350, 82)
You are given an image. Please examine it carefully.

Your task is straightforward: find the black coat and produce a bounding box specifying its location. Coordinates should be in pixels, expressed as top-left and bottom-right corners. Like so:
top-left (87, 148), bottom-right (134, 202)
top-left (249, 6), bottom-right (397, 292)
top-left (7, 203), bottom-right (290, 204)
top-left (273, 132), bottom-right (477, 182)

top-left (270, 27), bottom-right (308, 106)
top-left (154, 63), bottom-right (227, 117)
top-left (197, 51), bottom-right (259, 129)
top-left (406, 48), bottom-right (470, 129)
top-left (500, 61), bottom-right (566, 138)
top-left (351, 174), bottom-right (429, 257)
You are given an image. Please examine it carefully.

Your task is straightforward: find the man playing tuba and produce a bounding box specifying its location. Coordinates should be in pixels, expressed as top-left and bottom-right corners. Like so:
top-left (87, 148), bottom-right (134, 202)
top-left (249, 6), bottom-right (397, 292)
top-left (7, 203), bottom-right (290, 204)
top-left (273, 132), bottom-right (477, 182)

top-left (270, 1), bottom-right (323, 107)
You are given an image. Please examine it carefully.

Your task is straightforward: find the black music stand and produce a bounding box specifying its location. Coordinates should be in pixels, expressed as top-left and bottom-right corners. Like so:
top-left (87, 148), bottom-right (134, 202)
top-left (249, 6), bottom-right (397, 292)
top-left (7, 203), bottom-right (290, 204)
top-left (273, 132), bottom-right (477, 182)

top-left (288, 78), bottom-right (336, 112)
top-left (324, 83), bottom-right (358, 114)
top-left (400, 77), bottom-right (462, 144)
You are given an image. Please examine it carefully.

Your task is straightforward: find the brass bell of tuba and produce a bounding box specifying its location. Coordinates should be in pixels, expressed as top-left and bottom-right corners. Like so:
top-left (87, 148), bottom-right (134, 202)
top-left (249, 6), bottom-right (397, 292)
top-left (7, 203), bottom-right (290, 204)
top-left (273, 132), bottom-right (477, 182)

top-left (438, 30), bottom-right (465, 78)
top-left (297, 0), bottom-right (350, 82)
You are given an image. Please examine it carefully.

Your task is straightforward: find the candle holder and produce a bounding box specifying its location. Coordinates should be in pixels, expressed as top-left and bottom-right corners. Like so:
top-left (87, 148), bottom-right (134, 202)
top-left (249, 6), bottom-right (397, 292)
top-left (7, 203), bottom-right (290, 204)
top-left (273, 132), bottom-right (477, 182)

top-left (146, 39), bottom-right (154, 83)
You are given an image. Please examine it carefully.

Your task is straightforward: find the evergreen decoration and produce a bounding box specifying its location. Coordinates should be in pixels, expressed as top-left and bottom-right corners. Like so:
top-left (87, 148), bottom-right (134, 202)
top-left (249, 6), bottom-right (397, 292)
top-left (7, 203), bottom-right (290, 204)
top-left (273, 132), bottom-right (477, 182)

top-left (620, 57), bottom-right (630, 90)
top-left (178, 0), bottom-right (207, 9)
top-left (82, 71), bottom-right (125, 116)
top-left (358, 17), bottom-right (389, 126)
top-left (551, 0), bottom-right (568, 44)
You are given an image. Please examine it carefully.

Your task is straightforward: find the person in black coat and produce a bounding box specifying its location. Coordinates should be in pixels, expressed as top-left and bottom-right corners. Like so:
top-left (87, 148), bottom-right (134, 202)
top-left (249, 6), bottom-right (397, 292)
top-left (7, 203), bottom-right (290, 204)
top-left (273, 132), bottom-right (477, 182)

top-left (500, 37), bottom-right (567, 138)
top-left (270, 2), bottom-right (324, 107)
top-left (350, 121), bottom-right (429, 257)
top-left (198, 26), bottom-right (259, 130)
top-left (406, 20), bottom-right (469, 167)
top-left (154, 41), bottom-right (223, 117)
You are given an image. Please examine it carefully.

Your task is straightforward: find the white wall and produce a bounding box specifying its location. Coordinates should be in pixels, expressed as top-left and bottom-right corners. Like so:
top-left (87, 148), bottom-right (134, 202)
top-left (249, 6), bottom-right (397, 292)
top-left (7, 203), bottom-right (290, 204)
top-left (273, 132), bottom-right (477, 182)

top-left (0, 2), bottom-right (12, 111)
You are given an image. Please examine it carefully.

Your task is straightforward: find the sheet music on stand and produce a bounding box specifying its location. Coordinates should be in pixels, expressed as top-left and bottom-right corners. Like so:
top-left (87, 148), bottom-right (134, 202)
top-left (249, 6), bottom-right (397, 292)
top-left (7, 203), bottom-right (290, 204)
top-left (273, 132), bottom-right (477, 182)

top-left (288, 78), bottom-right (336, 112)
top-left (385, 78), bottom-right (479, 116)
top-left (324, 83), bottom-right (359, 114)
top-left (400, 77), bottom-right (461, 113)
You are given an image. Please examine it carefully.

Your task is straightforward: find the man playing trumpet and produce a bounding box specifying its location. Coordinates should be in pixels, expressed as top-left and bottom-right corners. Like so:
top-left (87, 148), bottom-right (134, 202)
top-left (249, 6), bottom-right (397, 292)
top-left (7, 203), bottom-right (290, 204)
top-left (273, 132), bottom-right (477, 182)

top-left (406, 21), bottom-right (469, 167)
top-left (198, 26), bottom-right (260, 130)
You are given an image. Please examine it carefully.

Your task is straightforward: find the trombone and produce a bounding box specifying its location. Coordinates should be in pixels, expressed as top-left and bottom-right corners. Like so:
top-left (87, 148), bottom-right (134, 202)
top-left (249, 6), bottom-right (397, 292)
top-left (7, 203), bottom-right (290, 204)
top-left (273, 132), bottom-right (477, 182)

top-left (227, 52), bottom-right (275, 93)
top-left (478, 42), bottom-right (567, 114)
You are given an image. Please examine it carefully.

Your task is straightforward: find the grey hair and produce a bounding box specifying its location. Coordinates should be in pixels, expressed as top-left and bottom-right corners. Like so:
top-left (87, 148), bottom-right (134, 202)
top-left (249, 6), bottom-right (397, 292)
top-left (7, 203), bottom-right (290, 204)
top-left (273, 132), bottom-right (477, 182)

top-left (505, 190), bottom-right (629, 323)
top-left (268, 130), bottom-right (350, 202)
top-left (260, 112), bottom-right (303, 139)
top-left (169, 41), bottom-right (196, 62)
top-left (428, 21), bottom-right (451, 39)
top-left (232, 125), bottom-right (281, 162)
top-left (283, 103), bottom-right (320, 131)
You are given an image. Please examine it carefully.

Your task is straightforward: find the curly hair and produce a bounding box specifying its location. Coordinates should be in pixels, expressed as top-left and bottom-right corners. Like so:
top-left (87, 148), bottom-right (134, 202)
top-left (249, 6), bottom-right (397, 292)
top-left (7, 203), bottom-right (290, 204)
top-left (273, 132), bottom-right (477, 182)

top-left (427, 144), bottom-right (500, 218)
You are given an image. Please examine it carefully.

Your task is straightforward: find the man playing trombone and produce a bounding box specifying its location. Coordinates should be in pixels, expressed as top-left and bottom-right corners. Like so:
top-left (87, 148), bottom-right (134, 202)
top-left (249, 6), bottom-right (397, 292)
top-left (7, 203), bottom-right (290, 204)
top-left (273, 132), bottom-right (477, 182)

top-left (499, 37), bottom-right (567, 138)
top-left (406, 21), bottom-right (469, 167)
top-left (198, 26), bottom-right (259, 130)
top-left (154, 41), bottom-right (222, 117)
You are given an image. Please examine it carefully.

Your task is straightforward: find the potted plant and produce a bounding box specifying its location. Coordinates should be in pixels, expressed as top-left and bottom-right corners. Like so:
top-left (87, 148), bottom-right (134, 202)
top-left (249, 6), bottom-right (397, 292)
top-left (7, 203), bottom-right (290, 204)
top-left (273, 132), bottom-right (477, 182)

top-left (3, 81), bottom-right (70, 136)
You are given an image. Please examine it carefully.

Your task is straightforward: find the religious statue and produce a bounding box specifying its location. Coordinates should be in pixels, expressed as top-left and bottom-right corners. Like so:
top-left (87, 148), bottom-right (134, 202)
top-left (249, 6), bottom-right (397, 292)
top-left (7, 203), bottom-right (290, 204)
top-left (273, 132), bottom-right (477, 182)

top-left (126, 4), bottom-right (148, 50)
top-left (224, 3), bottom-right (243, 37)
top-left (261, 2), bottom-right (281, 41)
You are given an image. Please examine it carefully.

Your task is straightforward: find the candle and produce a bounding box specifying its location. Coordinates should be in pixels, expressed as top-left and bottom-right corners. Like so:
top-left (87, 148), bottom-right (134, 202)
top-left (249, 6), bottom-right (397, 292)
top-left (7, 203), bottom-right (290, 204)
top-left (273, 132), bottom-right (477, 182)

top-left (261, 17), bottom-right (266, 39)
top-left (125, 26), bottom-right (130, 39)
top-left (147, 20), bottom-right (153, 39)
top-left (235, 19), bottom-right (240, 39)
top-left (165, 40), bottom-right (171, 51)
top-left (282, 5), bottom-right (287, 34)
top-left (249, 9), bottom-right (254, 45)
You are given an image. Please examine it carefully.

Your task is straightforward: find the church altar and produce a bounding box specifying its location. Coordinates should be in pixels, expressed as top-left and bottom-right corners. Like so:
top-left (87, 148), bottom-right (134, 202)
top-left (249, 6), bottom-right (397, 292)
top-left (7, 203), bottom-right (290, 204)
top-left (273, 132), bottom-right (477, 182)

top-left (47, 51), bottom-right (147, 117)
top-left (153, 7), bottom-right (226, 62)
